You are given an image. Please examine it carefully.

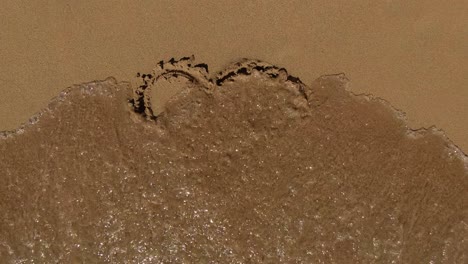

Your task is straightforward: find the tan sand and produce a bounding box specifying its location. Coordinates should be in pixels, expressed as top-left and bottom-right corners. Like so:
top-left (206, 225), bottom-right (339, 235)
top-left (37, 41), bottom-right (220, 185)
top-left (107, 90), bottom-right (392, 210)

top-left (0, 0), bottom-right (467, 151)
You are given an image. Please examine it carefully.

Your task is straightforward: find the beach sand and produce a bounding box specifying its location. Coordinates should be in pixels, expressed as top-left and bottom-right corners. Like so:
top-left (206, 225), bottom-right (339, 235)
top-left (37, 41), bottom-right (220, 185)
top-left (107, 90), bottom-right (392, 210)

top-left (1, 58), bottom-right (466, 262)
top-left (0, 0), bottom-right (467, 151)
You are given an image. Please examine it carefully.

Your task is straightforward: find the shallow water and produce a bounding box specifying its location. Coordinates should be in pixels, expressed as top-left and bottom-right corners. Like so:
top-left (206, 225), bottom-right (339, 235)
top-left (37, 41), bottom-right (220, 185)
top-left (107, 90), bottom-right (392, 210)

top-left (1, 59), bottom-right (467, 263)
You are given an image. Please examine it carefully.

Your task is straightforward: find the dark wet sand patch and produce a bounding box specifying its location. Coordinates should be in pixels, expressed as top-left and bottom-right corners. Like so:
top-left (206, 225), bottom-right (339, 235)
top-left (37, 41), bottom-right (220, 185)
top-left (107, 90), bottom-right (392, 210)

top-left (1, 58), bottom-right (467, 263)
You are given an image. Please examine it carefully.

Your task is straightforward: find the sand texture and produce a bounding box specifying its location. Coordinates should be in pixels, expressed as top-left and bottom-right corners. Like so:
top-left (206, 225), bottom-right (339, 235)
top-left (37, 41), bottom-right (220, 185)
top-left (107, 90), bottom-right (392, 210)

top-left (1, 1), bottom-right (467, 151)
top-left (1, 59), bottom-right (467, 263)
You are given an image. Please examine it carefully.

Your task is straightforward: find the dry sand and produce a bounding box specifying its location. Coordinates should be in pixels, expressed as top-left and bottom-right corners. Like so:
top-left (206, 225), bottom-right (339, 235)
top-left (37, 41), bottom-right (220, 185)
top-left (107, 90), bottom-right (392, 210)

top-left (0, 0), bottom-right (467, 151)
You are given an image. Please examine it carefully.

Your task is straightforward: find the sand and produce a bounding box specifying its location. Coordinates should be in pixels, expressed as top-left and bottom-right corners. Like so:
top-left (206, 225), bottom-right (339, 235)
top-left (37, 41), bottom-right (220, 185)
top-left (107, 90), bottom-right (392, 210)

top-left (1, 1), bottom-right (467, 262)
top-left (1, 58), bottom-right (466, 262)
top-left (0, 0), bottom-right (467, 151)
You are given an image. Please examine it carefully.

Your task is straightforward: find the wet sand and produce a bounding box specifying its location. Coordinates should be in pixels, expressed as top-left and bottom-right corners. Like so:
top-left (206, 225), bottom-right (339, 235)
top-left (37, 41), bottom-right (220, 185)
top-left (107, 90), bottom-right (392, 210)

top-left (1, 59), bottom-right (467, 262)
